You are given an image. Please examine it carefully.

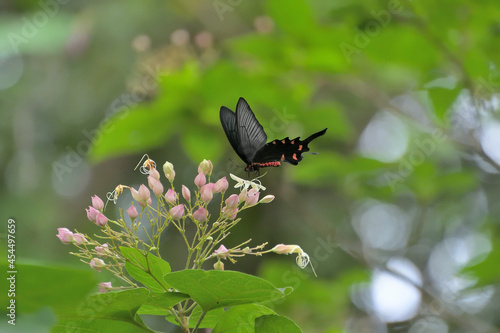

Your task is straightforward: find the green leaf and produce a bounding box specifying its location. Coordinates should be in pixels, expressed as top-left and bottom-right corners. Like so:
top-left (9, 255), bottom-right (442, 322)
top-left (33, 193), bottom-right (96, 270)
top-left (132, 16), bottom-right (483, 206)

top-left (147, 254), bottom-right (172, 287)
top-left (190, 306), bottom-right (225, 329)
top-left (137, 291), bottom-right (189, 315)
top-left (163, 270), bottom-right (289, 311)
top-left (54, 288), bottom-right (153, 333)
top-left (0, 263), bottom-right (96, 313)
top-left (121, 247), bottom-right (171, 291)
top-left (213, 304), bottom-right (275, 333)
top-left (120, 247), bottom-right (147, 269)
top-left (165, 306), bottom-right (225, 329)
top-left (254, 314), bottom-right (302, 333)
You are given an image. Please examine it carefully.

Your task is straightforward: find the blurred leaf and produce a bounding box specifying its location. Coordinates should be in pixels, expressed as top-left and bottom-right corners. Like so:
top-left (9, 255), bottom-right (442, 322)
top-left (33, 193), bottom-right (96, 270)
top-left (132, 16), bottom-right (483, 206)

top-left (137, 291), bottom-right (189, 315)
top-left (259, 261), bottom-right (368, 332)
top-left (89, 62), bottom-right (200, 163)
top-left (266, 0), bottom-right (315, 39)
top-left (463, 242), bottom-right (500, 287)
top-left (0, 263), bottom-right (96, 314)
top-left (0, 15), bottom-right (72, 55)
top-left (163, 270), bottom-right (289, 311)
top-left (427, 86), bottom-right (462, 120)
top-left (181, 124), bottom-right (224, 162)
top-left (213, 304), bottom-right (275, 333)
top-left (54, 288), bottom-right (153, 332)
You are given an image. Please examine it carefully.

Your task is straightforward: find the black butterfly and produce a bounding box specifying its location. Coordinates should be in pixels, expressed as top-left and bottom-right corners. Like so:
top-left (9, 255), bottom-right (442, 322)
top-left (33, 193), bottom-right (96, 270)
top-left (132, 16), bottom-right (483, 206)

top-left (220, 97), bottom-right (327, 173)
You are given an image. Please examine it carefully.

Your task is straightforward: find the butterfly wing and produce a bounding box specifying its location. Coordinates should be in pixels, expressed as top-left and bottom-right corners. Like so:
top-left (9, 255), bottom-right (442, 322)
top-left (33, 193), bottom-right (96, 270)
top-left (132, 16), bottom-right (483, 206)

top-left (235, 97), bottom-right (267, 163)
top-left (220, 105), bottom-right (252, 165)
top-left (253, 128), bottom-right (327, 165)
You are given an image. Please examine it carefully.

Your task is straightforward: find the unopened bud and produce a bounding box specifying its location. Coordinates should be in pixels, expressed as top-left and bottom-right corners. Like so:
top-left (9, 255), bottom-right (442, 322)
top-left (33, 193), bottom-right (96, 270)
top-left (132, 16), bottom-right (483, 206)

top-left (170, 204), bottom-right (185, 220)
top-left (213, 177), bottom-right (229, 193)
top-left (127, 204), bottom-right (139, 219)
top-left (90, 258), bottom-right (106, 272)
top-left (200, 183), bottom-right (214, 203)
top-left (163, 161), bottom-right (175, 182)
top-left (182, 185), bottom-right (191, 202)
top-left (214, 260), bottom-right (224, 271)
top-left (91, 195), bottom-right (104, 211)
top-left (164, 189), bottom-right (177, 205)
top-left (194, 172), bottom-right (206, 188)
top-left (95, 212), bottom-right (109, 226)
top-left (259, 195), bottom-right (275, 204)
top-left (198, 159), bottom-right (213, 176)
top-left (56, 228), bottom-right (74, 244)
top-left (99, 282), bottom-right (112, 293)
top-left (192, 207), bottom-right (208, 222)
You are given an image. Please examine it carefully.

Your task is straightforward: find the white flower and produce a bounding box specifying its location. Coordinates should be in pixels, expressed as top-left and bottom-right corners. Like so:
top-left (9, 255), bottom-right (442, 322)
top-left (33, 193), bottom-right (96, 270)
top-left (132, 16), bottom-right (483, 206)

top-left (134, 154), bottom-right (157, 175)
top-left (106, 185), bottom-right (125, 204)
top-left (271, 244), bottom-right (317, 277)
top-left (229, 173), bottom-right (266, 191)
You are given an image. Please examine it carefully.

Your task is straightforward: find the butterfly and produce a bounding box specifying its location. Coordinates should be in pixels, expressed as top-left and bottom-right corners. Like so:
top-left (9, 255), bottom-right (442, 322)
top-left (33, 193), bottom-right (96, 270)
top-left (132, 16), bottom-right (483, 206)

top-left (220, 97), bottom-right (327, 173)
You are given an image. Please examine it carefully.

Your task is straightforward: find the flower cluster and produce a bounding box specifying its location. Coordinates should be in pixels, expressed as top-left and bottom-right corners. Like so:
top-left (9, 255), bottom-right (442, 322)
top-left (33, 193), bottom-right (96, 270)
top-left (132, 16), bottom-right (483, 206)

top-left (56, 157), bottom-right (314, 292)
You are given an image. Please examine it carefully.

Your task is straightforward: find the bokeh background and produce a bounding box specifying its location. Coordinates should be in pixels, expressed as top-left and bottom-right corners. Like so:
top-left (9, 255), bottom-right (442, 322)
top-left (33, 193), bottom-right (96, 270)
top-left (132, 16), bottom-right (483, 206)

top-left (1, 0), bottom-right (500, 332)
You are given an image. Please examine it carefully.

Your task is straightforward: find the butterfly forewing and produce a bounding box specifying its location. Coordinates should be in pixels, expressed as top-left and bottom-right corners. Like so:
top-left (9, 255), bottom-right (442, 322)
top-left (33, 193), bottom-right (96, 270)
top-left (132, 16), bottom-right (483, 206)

top-left (220, 106), bottom-right (251, 165)
top-left (235, 98), bottom-right (267, 162)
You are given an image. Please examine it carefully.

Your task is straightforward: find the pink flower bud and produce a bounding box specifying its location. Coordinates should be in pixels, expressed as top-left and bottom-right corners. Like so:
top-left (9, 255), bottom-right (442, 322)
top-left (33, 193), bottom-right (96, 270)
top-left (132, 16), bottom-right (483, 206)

top-left (170, 204), bottom-right (185, 220)
top-left (127, 204), bottom-right (139, 219)
top-left (194, 172), bottom-right (206, 188)
top-left (164, 189), bottom-right (177, 205)
top-left (152, 178), bottom-right (164, 197)
top-left (95, 212), bottom-right (109, 226)
top-left (139, 197), bottom-right (152, 208)
top-left (182, 185), bottom-right (191, 202)
top-left (163, 161), bottom-right (175, 182)
top-left (192, 207), bottom-right (208, 222)
top-left (259, 195), bottom-right (275, 204)
top-left (147, 175), bottom-right (155, 189)
top-left (213, 177), bottom-right (228, 193)
top-left (149, 168), bottom-right (160, 180)
top-left (90, 258), bottom-right (106, 272)
top-left (131, 184), bottom-right (150, 203)
top-left (200, 184), bottom-right (214, 203)
top-left (56, 228), bottom-right (74, 244)
top-left (95, 243), bottom-right (109, 257)
top-left (99, 282), bottom-right (112, 293)
top-left (221, 206), bottom-right (238, 220)
top-left (238, 188), bottom-right (247, 203)
top-left (271, 244), bottom-right (298, 254)
top-left (225, 194), bottom-right (239, 209)
top-left (91, 195), bottom-right (104, 211)
top-left (198, 159), bottom-right (213, 176)
top-left (86, 206), bottom-right (99, 221)
top-left (73, 233), bottom-right (87, 245)
top-left (227, 208), bottom-right (238, 220)
top-left (214, 260), bottom-right (224, 271)
top-left (214, 244), bottom-right (229, 259)
top-left (244, 188), bottom-right (260, 206)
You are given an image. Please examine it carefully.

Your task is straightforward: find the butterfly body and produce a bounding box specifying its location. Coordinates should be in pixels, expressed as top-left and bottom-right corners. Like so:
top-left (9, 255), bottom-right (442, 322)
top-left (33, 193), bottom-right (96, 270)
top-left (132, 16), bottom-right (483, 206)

top-left (220, 97), bottom-right (327, 173)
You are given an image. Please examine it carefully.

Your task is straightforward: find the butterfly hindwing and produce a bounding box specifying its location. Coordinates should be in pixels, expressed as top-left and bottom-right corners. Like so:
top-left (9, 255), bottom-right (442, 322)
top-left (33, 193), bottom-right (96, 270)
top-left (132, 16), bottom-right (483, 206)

top-left (253, 128), bottom-right (327, 165)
